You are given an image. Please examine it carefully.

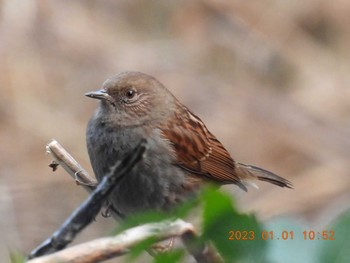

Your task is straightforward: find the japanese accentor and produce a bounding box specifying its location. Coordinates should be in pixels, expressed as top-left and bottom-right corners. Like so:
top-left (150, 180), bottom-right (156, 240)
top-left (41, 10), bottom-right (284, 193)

top-left (86, 71), bottom-right (292, 217)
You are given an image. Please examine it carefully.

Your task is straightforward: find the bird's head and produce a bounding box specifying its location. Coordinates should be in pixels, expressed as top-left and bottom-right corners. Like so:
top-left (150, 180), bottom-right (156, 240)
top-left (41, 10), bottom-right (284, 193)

top-left (86, 71), bottom-right (175, 127)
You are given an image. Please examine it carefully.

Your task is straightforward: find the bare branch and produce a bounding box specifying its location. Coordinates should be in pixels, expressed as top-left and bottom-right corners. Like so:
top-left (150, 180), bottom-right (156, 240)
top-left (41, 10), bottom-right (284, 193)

top-left (46, 140), bottom-right (97, 191)
top-left (27, 219), bottom-right (201, 263)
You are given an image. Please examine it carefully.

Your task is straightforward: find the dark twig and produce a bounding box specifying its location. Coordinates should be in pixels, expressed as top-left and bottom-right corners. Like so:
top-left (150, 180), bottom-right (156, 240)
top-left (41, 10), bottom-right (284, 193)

top-left (27, 139), bottom-right (147, 259)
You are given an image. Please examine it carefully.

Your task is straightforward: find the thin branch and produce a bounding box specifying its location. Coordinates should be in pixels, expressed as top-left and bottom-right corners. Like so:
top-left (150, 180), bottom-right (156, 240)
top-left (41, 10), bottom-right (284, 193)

top-left (27, 219), bottom-right (208, 263)
top-left (27, 139), bottom-right (147, 259)
top-left (46, 140), bottom-right (97, 191)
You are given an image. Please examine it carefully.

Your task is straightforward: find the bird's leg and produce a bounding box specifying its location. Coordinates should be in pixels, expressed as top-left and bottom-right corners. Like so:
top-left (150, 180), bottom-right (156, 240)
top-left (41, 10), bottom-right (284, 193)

top-left (101, 201), bottom-right (112, 218)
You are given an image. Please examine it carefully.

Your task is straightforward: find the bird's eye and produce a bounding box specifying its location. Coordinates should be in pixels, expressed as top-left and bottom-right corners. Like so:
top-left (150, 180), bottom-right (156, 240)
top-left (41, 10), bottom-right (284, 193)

top-left (126, 89), bottom-right (136, 98)
top-left (122, 88), bottom-right (138, 104)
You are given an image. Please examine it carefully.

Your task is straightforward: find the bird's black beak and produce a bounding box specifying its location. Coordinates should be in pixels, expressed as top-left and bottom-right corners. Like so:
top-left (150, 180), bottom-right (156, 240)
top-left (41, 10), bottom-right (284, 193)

top-left (85, 89), bottom-right (112, 101)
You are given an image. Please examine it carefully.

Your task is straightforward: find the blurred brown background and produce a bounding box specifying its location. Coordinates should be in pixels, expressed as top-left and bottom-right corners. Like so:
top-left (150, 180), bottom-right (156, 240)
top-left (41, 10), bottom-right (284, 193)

top-left (0, 0), bottom-right (349, 261)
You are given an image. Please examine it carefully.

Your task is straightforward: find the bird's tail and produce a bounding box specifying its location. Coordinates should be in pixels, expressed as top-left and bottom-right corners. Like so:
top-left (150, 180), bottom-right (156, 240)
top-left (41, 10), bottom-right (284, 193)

top-left (236, 163), bottom-right (293, 189)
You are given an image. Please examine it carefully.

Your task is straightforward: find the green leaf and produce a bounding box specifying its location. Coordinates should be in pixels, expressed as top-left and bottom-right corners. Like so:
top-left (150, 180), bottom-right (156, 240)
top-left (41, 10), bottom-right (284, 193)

top-left (152, 249), bottom-right (185, 263)
top-left (201, 188), bottom-right (267, 262)
top-left (172, 196), bottom-right (200, 219)
top-left (317, 211), bottom-right (350, 263)
top-left (112, 197), bottom-right (199, 261)
top-left (127, 236), bottom-right (159, 260)
top-left (113, 196), bottom-right (199, 235)
top-left (9, 251), bottom-right (25, 263)
top-left (114, 210), bottom-right (171, 235)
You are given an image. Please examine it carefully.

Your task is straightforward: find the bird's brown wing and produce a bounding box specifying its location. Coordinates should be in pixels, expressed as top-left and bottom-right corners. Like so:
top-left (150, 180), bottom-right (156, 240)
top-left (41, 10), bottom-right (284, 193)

top-left (159, 105), bottom-right (247, 191)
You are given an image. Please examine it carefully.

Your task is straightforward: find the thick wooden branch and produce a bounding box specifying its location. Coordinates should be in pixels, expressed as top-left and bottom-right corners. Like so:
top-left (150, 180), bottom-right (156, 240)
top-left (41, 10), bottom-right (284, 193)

top-left (27, 219), bottom-right (210, 263)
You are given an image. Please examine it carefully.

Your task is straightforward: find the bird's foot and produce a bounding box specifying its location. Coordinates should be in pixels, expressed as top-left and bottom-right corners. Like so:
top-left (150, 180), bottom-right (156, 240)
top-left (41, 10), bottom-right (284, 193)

top-left (101, 202), bottom-right (112, 218)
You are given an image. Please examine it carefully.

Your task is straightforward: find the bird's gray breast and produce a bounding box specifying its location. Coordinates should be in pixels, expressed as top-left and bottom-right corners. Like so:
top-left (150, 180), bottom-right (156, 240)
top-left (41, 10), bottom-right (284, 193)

top-left (86, 116), bottom-right (187, 216)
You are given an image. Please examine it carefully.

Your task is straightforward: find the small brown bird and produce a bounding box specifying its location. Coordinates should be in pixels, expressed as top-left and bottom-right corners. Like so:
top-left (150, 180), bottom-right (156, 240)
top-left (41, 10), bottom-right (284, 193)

top-left (86, 72), bottom-right (292, 217)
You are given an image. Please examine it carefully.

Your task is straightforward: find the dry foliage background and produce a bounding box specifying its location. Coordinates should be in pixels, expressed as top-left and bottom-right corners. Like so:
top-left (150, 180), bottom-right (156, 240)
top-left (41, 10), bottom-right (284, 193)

top-left (0, 0), bottom-right (349, 261)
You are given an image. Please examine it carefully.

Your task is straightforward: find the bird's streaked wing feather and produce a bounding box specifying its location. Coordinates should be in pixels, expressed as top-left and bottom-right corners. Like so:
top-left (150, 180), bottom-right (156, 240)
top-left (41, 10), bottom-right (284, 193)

top-left (160, 103), bottom-right (247, 191)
